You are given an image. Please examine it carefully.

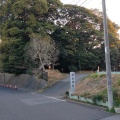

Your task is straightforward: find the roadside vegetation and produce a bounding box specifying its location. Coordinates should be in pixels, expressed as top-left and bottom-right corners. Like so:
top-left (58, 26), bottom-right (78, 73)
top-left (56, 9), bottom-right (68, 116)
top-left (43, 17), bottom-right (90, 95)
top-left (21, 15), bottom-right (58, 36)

top-left (74, 73), bottom-right (120, 107)
top-left (46, 69), bottom-right (68, 86)
top-left (0, 0), bottom-right (120, 77)
top-left (0, 1), bottom-right (120, 106)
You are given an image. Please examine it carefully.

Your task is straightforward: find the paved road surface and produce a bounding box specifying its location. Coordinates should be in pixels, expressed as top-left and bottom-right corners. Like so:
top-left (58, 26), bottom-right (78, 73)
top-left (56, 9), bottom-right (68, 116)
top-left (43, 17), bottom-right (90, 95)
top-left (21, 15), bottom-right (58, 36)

top-left (42, 73), bottom-right (88, 97)
top-left (0, 73), bottom-right (119, 120)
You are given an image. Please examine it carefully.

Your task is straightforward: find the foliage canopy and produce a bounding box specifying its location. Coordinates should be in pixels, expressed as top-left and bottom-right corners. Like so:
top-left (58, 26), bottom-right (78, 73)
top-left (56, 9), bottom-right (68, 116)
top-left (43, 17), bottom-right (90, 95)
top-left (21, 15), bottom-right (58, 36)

top-left (0, 1), bottom-right (120, 73)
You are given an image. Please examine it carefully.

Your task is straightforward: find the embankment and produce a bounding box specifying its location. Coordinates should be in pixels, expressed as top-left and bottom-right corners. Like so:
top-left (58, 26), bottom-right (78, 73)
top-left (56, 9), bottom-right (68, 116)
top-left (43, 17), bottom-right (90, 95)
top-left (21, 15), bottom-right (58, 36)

top-left (0, 73), bottom-right (46, 90)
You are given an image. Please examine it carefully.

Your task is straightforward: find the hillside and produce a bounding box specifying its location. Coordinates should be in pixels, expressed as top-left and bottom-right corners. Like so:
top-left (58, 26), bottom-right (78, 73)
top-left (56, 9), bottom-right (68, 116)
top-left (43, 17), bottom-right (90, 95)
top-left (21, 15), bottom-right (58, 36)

top-left (46, 69), bottom-right (68, 86)
top-left (74, 73), bottom-right (120, 106)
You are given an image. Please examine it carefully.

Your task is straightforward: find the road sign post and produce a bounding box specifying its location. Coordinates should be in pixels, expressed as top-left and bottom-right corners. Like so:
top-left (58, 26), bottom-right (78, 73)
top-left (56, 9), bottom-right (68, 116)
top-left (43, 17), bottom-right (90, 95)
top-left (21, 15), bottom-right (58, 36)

top-left (70, 72), bottom-right (76, 95)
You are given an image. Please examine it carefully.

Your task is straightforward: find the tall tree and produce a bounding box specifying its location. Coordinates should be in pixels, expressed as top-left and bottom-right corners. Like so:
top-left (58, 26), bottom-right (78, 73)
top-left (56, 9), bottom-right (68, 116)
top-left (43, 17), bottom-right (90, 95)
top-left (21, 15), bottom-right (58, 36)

top-left (92, 9), bottom-right (120, 70)
top-left (52, 5), bottom-right (120, 71)
top-left (0, 0), bottom-right (48, 73)
top-left (25, 33), bottom-right (59, 71)
top-left (51, 5), bottom-right (103, 71)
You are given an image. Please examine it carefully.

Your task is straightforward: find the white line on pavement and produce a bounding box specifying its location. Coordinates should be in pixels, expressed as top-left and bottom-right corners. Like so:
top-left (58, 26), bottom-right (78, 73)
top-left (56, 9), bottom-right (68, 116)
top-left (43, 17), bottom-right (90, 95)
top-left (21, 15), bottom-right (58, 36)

top-left (43, 95), bottom-right (66, 102)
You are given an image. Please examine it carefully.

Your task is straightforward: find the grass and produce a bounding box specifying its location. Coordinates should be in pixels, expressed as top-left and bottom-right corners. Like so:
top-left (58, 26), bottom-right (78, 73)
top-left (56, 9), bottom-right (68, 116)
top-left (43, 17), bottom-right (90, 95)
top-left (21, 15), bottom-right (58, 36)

top-left (74, 73), bottom-right (120, 107)
top-left (46, 69), bottom-right (68, 86)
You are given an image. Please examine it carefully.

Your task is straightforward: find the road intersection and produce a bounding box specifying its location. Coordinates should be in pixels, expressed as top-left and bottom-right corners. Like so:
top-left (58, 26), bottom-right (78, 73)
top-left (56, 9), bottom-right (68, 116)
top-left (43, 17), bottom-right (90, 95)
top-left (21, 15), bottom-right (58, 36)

top-left (0, 73), bottom-right (119, 120)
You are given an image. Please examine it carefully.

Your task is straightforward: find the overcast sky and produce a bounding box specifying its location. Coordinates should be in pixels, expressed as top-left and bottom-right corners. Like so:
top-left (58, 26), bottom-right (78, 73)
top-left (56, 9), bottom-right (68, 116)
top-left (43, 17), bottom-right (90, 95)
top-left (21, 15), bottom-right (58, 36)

top-left (60, 0), bottom-right (120, 27)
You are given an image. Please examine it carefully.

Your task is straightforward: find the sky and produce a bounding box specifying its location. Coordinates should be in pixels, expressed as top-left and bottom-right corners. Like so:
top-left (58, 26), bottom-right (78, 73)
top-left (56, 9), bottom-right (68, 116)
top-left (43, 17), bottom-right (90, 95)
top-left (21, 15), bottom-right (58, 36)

top-left (60, 0), bottom-right (120, 33)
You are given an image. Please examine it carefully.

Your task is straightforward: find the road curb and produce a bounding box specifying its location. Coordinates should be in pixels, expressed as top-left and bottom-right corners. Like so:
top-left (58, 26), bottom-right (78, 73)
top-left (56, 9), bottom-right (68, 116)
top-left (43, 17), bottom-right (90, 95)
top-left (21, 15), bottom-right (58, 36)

top-left (64, 97), bottom-right (108, 111)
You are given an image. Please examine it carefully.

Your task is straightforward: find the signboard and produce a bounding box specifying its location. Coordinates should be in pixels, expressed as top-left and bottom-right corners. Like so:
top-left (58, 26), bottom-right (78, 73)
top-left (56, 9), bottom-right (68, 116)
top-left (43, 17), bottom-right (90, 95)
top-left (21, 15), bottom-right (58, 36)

top-left (70, 72), bottom-right (75, 94)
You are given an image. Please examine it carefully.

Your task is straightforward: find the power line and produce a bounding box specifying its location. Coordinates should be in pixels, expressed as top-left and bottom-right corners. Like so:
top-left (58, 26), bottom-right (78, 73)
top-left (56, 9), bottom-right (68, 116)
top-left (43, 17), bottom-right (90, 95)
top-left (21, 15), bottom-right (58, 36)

top-left (69, 0), bottom-right (76, 4)
top-left (69, 0), bottom-right (93, 7)
top-left (80, 0), bottom-right (88, 6)
top-left (75, 0), bottom-right (82, 5)
top-left (81, 0), bottom-right (102, 13)
top-left (83, 0), bottom-right (93, 6)
top-left (70, 0), bottom-right (87, 6)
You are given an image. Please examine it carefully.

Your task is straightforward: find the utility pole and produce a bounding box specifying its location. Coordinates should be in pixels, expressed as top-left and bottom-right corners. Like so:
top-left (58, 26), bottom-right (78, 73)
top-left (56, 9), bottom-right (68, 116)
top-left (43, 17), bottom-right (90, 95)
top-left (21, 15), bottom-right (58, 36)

top-left (102, 0), bottom-right (113, 110)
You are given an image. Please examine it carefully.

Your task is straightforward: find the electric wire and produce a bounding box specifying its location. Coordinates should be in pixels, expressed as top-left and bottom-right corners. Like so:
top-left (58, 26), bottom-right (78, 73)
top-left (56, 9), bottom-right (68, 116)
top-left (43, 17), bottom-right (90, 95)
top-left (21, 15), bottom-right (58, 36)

top-left (69, 0), bottom-right (76, 4)
top-left (80, 0), bottom-right (88, 6)
top-left (69, 0), bottom-right (102, 12)
top-left (75, 0), bottom-right (83, 5)
top-left (83, 0), bottom-right (93, 7)
top-left (69, 0), bottom-right (90, 6)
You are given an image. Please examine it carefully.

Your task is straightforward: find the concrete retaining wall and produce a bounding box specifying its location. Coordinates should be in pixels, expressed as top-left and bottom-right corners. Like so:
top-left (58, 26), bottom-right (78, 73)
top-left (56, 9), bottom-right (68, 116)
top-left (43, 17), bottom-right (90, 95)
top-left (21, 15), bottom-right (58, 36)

top-left (70, 95), bottom-right (108, 107)
top-left (0, 73), bottom-right (46, 90)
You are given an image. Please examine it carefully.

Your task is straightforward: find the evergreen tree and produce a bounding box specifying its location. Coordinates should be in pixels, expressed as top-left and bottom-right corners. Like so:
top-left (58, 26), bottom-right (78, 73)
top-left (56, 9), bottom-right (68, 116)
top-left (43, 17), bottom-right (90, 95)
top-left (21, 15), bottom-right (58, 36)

top-left (0, 0), bottom-right (48, 73)
top-left (52, 5), bottom-right (120, 72)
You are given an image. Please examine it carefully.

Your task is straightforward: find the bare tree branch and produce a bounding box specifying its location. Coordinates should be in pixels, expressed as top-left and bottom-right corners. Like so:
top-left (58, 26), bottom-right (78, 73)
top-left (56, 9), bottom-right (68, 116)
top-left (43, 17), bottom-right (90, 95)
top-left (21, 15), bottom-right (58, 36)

top-left (25, 33), bottom-right (59, 71)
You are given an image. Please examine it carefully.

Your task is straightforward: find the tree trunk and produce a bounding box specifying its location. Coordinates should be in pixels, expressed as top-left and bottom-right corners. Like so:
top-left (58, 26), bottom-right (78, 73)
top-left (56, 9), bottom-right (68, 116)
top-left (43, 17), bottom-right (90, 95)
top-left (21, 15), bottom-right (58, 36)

top-left (38, 53), bottom-right (45, 71)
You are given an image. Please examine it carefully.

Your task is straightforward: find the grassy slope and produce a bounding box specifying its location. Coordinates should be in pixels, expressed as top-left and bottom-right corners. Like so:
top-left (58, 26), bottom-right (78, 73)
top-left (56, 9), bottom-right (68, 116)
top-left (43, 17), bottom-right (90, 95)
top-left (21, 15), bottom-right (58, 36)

top-left (46, 69), bottom-right (68, 86)
top-left (74, 73), bottom-right (120, 105)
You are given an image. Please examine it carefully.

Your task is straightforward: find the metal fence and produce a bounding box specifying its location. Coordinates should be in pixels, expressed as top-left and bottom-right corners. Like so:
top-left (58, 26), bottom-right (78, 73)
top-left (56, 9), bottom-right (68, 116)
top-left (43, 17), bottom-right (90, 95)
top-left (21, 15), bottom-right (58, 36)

top-left (42, 71), bottom-right (48, 81)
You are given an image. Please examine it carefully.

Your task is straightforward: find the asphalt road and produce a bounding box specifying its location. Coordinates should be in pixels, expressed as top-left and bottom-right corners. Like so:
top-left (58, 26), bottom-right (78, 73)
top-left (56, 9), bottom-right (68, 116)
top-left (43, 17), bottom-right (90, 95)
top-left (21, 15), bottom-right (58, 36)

top-left (0, 73), bottom-right (116, 120)
top-left (42, 73), bottom-right (89, 97)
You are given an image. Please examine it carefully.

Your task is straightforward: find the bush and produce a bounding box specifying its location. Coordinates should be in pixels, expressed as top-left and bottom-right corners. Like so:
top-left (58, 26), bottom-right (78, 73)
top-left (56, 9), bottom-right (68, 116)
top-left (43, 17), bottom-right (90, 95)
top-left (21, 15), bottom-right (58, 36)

top-left (92, 90), bottom-right (108, 104)
top-left (68, 65), bottom-right (77, 72)
top-left (117, 79), bottom-right (120, 86)
top-left (91, 88), bottom-right (120, 107)
top-left (65, 91), bottom-right (69, 98)
top-left (89, 73), bottom-right (106, 79)
top-left (89, 73), bottom-right (99, 78)
top-left (113, 88), bottom-right (120, 107)
top-left (99, 74), bottom-right (106, 78)
top-left (26, 68), bottom-right (33, 75)
top-left (92, 94), bottom-right (104, 104)
top-left (81, 92), bottom-right (91, 98)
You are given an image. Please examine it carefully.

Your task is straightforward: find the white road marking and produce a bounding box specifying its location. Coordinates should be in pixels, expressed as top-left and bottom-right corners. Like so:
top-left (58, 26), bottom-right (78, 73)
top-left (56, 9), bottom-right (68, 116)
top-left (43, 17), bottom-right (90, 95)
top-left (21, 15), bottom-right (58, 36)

top-left (43, 95), bottom-right (66, 102)
top-left (21, 95), bottom-right (65, 105)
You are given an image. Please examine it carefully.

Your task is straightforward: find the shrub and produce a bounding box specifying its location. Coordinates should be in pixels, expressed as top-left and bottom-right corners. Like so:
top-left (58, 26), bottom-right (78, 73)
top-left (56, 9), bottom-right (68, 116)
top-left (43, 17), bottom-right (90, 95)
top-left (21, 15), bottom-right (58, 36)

top-left (92, 90), bottom-right (108, 104)
top-left (99, 74), bottom-right (106, 78)
top-left (92, 94), bottom-right (104, 104)
top-left (68, 65), bottom-right (77, 72)
top-left (89, 73), bottom-right (99, 78)
top-left (113, 88), bottom-right (120, 107)
top-left (81, 92), bottom-right (91, 98)
top-left (26, 68), bottom-right (33, 75)
top-left (65, 91), bottom-right (69, 98)
top-left (117, 79), bottom-right (120, 86)
top-left (89, 73), bottom-right (106, 79)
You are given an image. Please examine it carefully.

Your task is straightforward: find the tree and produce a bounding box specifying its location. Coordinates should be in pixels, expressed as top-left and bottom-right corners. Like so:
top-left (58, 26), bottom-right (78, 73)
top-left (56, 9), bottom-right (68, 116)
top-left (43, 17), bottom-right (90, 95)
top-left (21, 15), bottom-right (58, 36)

top-left (52, 27), bottom-right (78, 72)
top-left (92, 9), bottom-right (120, 70)
top-left (51, 5), bottom-right (103, 71)
top-left (25, 33), bottom-right (59, 71)
top-left (0, 0), bottom-right (48, 73)
top-left (0, 1), bottom-right (119, 73)
top-left (51, 5), bottom-right (120, 71)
